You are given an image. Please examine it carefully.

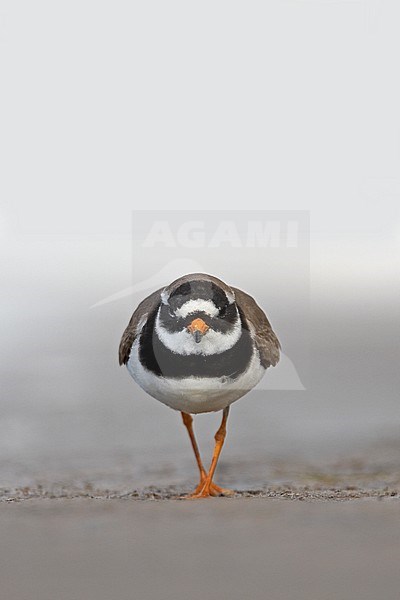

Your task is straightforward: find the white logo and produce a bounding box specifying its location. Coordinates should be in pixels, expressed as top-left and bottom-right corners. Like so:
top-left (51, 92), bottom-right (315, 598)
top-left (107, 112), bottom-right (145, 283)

top-left (141, 220), bottom-right (299, 248)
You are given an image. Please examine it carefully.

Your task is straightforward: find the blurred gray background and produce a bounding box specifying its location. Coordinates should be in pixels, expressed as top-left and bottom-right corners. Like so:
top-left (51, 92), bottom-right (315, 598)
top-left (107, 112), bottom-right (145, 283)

top-left (0, 0), bottom-right (399, 491)
top-left (1, 5), bottom-right (400, 600)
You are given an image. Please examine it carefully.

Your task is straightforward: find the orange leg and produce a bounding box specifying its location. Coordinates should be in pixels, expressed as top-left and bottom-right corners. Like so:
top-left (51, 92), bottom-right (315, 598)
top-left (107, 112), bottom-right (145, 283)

top-left (181, 412), bottom-right (207, 482)
top-left (185, 407), bottom-right (234, 499)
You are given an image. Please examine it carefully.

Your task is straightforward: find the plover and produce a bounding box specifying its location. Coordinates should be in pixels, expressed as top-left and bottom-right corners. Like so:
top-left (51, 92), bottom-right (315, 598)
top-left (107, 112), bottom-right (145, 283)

top-left (119, 273), bottom-right (280, 498)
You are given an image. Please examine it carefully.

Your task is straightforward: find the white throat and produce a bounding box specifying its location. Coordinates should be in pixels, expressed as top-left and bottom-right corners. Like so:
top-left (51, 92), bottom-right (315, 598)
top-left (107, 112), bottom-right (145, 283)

top-left (155, 310), bottom-right (242, 356)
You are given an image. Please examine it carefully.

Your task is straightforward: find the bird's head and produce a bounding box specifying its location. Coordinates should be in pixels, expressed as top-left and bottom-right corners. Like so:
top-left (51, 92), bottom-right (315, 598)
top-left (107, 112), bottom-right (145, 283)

top-left (155, 273), bottom-right (242, 356)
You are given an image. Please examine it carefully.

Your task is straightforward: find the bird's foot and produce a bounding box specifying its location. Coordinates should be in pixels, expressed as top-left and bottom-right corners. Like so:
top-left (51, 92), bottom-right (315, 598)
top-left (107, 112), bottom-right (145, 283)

top-left (185, 480), bottom-right (235, 499)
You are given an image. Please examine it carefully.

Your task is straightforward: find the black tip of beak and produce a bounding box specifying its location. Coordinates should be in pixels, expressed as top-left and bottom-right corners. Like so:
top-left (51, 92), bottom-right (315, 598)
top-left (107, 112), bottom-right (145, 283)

top-left (194, 330), bottom-right (203, 343)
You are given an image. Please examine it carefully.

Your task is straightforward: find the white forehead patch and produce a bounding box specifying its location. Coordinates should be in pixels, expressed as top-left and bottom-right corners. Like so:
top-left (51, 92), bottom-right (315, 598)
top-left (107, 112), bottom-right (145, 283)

top-left (175, 299), bottom-right (219, 319)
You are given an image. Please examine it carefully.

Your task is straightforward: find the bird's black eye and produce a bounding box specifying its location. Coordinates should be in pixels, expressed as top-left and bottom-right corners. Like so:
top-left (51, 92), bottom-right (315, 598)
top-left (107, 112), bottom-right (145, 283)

top-left (219, 305), bottom-right (227, 318)
top-left (168, 309), bottom-right (175, 318)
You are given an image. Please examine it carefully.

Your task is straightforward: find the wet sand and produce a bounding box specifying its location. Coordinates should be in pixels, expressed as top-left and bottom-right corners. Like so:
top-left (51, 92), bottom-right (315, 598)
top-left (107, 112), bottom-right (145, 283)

top-left (1, 496), bottom-right (399, 600)
top-left (1, 447), bottom-right (400, 600)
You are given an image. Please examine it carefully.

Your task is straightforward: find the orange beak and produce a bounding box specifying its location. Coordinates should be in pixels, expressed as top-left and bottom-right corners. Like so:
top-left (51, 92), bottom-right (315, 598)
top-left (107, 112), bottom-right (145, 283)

top-left (187, 318), bottom-right (209, 342)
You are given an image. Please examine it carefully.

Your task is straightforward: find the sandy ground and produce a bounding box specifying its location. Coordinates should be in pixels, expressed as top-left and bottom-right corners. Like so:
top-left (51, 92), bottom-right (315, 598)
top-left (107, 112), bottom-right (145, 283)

top-left (1, 497), bottom-right (399, 600)
top-left (1, 448), bottom-right (400, 600)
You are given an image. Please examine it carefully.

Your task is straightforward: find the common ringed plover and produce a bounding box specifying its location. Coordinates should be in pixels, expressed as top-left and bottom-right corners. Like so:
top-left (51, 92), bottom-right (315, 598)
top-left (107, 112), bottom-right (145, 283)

top-left (119, 273), bottom-right (280, 498)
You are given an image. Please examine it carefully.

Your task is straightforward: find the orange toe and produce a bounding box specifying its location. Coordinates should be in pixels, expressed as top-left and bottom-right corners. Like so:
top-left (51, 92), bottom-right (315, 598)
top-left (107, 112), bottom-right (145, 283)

top-left (184, 480), bottom-right (235, 499)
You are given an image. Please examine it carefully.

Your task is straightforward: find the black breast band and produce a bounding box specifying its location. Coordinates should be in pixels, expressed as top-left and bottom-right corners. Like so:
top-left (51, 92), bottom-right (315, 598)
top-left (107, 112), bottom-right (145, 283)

top-left (139, 309), bottom-right (254, 379)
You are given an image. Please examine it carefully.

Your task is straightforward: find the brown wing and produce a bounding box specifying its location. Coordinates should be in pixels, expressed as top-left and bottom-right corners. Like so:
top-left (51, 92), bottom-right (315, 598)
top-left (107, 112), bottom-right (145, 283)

top-left (232, 286), bottom-right (281, 368)
top-left (118, 287), bottom-right (163, 365)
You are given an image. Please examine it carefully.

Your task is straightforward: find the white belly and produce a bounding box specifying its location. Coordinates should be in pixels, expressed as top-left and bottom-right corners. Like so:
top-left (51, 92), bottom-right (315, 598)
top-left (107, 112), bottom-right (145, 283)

top-left (126, 339), bottom-right (265, 414)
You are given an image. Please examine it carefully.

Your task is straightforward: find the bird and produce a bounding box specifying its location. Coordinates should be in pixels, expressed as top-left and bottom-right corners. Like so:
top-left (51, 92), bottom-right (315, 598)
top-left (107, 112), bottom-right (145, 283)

top-left (119, 273), bottom-right (280, 499)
